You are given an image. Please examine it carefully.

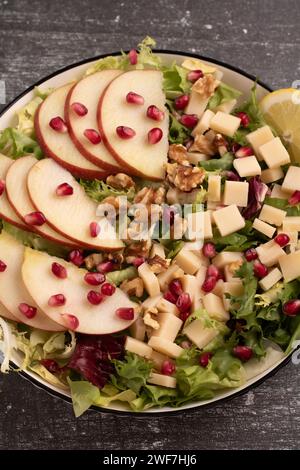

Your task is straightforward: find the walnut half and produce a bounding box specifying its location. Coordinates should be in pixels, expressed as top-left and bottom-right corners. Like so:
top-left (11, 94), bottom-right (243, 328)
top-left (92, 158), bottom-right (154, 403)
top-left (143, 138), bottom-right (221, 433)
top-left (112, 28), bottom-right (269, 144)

top-left (120, 277), bottom-right (144, 297)
top-left (166, 163), bottom-right (206, 192)
top-left (106, 173), bottom-right (135, 189)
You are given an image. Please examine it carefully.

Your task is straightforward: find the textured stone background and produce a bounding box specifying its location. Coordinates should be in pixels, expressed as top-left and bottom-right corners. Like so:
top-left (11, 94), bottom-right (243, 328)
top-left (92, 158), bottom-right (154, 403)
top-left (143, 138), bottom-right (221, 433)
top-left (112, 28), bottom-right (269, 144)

top-left (0, 0), bottom-right (299, 450)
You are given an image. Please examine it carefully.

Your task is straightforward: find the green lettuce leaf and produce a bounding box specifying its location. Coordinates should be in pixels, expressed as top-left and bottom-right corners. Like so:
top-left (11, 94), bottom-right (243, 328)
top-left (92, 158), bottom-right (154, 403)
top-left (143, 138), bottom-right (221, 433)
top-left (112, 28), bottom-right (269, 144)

top-left (208, 82), bottom-right (242, 110)
top-left (200, 152), bottom-right (233, 171)
top-left (212, 229), bottom-right (248, 252)
top-left (112, 352), bottom-right (153, 394)
top-left (0, 128), bottom-right (43, 159)
top-left (79, 179), bottom-right (135, 203)
top-left (168, 112), bottom-right (190, 144)
top-left (231, 261), bottom-right (258, 327)
top-left (163, 63), bottom-right (191, 97)
top-left (264, 197), bottom-right (300, 216)
top-left (106, 266), bottom-right (137, 286)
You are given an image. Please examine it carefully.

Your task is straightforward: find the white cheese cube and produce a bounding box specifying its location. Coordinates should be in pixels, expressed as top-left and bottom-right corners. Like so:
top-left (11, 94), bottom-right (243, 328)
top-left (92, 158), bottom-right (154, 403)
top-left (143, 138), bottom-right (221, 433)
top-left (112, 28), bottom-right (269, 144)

top-left (210, 111), bottom-right (241, 137)
top-left (259, 204), bottom-right (286, 227)
top-left (148, 336), bottom-right (183, 358)
top-left (203, 293), bottom-right (230, 322)
top-left (150, 350), bottom-right (169, 370)
top-left (184, 319), bottom-right (218, 349)
top-left (233, 155), bottom-right (262, 177)
top-left (215, 99), bottom-right (237, 114)
top-left (282, 216), bottom-right (300, 232)
top-left (129, 316), bottom-right (146, 342)
top-left (186, 152), bottom-right (209, 165)
top-left (224, 264), bottom-right (242, 282)
top-left (261, 167), bottom-right (284, 184)
top-left (259, 137), bottom-right (290, 168)
top-left (196, 265), bottom-right (208, 298)
top-left (204, 210), bottom-right (213, 238)
top-left (142, 294), bottom-right (162, 311)
top-left (148, 373), bottom-right (177, 389)
top-left (270, 184), bottom-right (290, 199)
top-left (277, 228), bottom-right (298, 245)
top-left (156, 298), bottom-right (180, 316)
top-left (138, 263), bottom-right (160, 297)
top-left (246, 125), bottom-right (274, 160)
top-left (125, 336), bottom-right (153, 358)
top-left (279, 250), bottom-right (300, 281)
top-left (252, 218), bottom-right (276, 238)
top-left (213, 251), bottom-right (243, 269)
top-left (223, 181), bottom-right (249, 207)
top-left (212, 279), bottom-right (225, 297)
top-left (174, 249), bottom-right (203, 275)
top-left (151, 312), bottom-right (183, 342)
top-left (222, 281), bottom-right (244, 310)
top-left (259, 268), bottom-right (283, 291)
top-left (180, 274), bottom-right (198, 310)
top-left (150, 242), bottom-right (165, 259)
top-left (186, 211), bottom-right (204, 241)
top-left (157, 264), bottom-right (184, 291)
top-left (282, 166), bottom-right (300, 193)
top-left (213, 205), bottom-right (245, 236)
top-left (183, 242), bottom-right (209, 266)
top-left (185, 90), bottom-right (210, 117)
top-left (207, 175), bottom-right (221, 202)
top-left (192, 109), bottom-right (215, 136)
top-left (256, 240), bottom-right (286, 267)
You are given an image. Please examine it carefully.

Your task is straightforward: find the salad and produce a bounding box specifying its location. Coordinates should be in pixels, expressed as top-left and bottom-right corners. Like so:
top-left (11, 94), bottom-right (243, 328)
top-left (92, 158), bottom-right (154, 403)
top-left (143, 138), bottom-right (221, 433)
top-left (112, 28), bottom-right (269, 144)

top-left (0, 37), bottom-right (300, 417)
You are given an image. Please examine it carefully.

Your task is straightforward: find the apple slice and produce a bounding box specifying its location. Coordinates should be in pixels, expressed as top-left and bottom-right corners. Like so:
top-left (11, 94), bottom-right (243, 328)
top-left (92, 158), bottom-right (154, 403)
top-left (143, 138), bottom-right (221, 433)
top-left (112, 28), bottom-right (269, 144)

top-left (27, 158), bottom-right (124, 250)
top-left (65, 70), bottom-right (122, 172)
top-left (34, 83), bottom-right (109, 180)
top-left (0, 301), bottom-right (18, 321)
top-left (22, 247), bottom-right (138, 334)
top-left (0, 231), bottom-right (65, 331)
top-left (0, 154), bottom-right (30, 230)
top-left (98, 70), bottom-right (169, 180)
top-left (5, 156), bottom-right (78, 248)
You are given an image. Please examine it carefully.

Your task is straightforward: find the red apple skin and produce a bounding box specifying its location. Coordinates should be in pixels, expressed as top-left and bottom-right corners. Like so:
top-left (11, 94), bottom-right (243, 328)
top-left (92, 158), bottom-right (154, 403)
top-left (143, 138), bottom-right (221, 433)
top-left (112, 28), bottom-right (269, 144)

top-left (0, 208), bottom-right (32, 232)
top-left (65, 83), bottom-right (121, 174)
top-left (34, 103), bottom-right (109, 181)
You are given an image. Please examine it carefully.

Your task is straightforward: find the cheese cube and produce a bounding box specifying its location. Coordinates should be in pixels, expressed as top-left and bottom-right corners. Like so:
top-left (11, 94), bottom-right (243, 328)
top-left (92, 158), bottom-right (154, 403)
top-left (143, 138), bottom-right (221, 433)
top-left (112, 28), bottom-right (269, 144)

top-left (156, 298), bottom-right (179, 316)
top-left (192, 109), bottom-right (215, 136)
top-left (259, 204), bottom-right (286, 227)
top-left (282, 216), bottom-right (300, 232)
top-left (277, 228), bottom-right (298, 245)
top-left (129, 316), bottom-right (146, 342)
top-left (259, 137), bottom-right (290, 168)
top-left (150, 242), bottom-right (165, 259)
top-left (184, 319), bottom-right (218, 349)
top-left (174, 249), bottom-right (202, 275)
top-left (180, 274), bottom-right (198, 310)
top-left (151, 312), bottom-right (183, 342)
top-left (233, 155), bottom-right (261, 177)
top-left (256, 240), bottom-right (286, 267)
top-left (207, 175), bottom-right (221, 202)
top-left (223, 181), bottom-right (249, 207)
top-left (213, 251), bottom-right (243, 269)
top-left (186, 211), bottom-right (204, 241)
top-left (204, 210), bottom-right (213, 238)
top-left (148, 373), bottom-right (176, 389)
top-left (213, 205), bottom-right (245, 236)
top-left (150, 350), bottom-right (168, 370)
top-left (261, 167), bottom-right (284, 184)
top-left (252, 218), bottom-right (276, 238)
top-left (203, 293), bottom-right (229, 322)
top-left (224, 264), bottom-right (242, 282)
top-left (186, 152), bottom-right (209, 165)
top-left (138, 263), bottom-right (160, 297)
top-left (259, 268), bottom-right (283, 291)
top-left (215, 99), bottom-right (237, 114)
top-left (279, 250), bottom-right (300, 281)
top-left (148, 336), bottom-right (183, 358)
top-left (196, 265), bottom-right (207, 295)
top-left (157, 264), bottom-right (184, 291)
top-left (185, 90), bottom-right (209, 117)
top-left (222, 281), bottom-right (244, 310)
top-left (246, 125), bottom-right (274, 161)
top-left (183, 242), bottom-right (209, 266)
top-left (142, 294), bottom-right (162, 311)
top-left (125, 337), bottom-right (153, 358)
top-left (212, 279), bottom-right (225, 297)
top-left (270, 184), bottom-right (290, 199)
top-left (282, 166), bottom-right (300, 193)
top-left (210, 111), bottom-right (241, 137)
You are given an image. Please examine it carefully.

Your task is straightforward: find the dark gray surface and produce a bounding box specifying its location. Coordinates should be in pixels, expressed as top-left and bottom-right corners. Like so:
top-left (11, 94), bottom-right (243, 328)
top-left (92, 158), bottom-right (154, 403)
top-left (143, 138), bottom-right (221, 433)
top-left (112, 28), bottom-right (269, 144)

top-left (0, 0), bottom-right (300, 451)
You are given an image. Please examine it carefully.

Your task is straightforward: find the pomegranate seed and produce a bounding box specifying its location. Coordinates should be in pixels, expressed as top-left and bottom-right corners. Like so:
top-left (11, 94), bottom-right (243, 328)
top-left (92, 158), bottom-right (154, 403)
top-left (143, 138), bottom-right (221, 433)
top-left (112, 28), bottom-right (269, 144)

top-left (56, 182), bottom-right (73, 196)
top-left (187, 69), bottom-right (204, 82)
top-left (235, 146), bottom-right (253, 158)
top-left (49, 116), bottom-right (67, 133)
top-left (87, 290), bottom-right (104, 305)
top-left (126, 91), bottom-right (144, 105)
top-left (51, 262), bottom-right (67, 279)
top-left (274, 233), bottom-right (290, 247)
top-left (288, 190), bottom-right (300, 206)
top-left (24, 211), bottom-right (46, 226)
top-left (18, 303), bottom-right (37, 319)
top-left (253, 260), bottom-right (268, 278)
top-left (176, 292), bottom-right (192, 314)
top-left (48, 294), bottom-right (66, 307)
top-left (169, 278), bottom-right (183, 297)
top-left (128, 49), bottom-right (138, 65)
top-left (233, 345), bottom-right (253, 361)
top-left (0, 179), bottom-right (5, 196)
top-left (116, 126), bottom-right (136, 139)
top-left (97, 261), bottom-right (114, 273)
top-left (202, 242), bottom-right (216, 258)
top-left (101, 282), bottom-right (116, 296)
top-left (41, 359), bottom-right (60, 374)
top-left (146, 105), bottom-right (165, 122)
top-left (163, 290), bottom-right (178, 305)
top-left (84, 128), bottom-right (101, 145)
top-left (0, 260), bottom-right (7, 272)
top-left (180, 114), bottom-right (198, 129)
top-left (283, 299), bottom-right (300, 317)
top-left (148, 128), bottom-right (163, 144)
top-left (244, 248), bottom-right (258, 262)
top-left (68, 249), bottom-right (84, 266)
top-left (132, 257), bottom-right (145, 268)
top-left (231, 143), bottom-right (241, 154)
top-left (116, 308), bottom-right (134, 320)
top-left (179, 310), bottom-right (191, 322)
top-left (207, 264), bottom-right (220, 278)
top-left (236, 111), bottom-right (250, 127)
top-left (202, 276), bottom-right (217, 292)
top-left (60, 313), bottom-right (79, 330)
top-left (174, 94), bottom-right (189, 110)
top-left (181, 340), bottom-right (192, 349)
top-left (199, 352), bottom-right (213, 368)
top-left (161, 360), bottom-right (176, 376)
top-left (84, 272), bottom-right (105, 286)
top-left (71, 102), bottom-right (88, 116)
top-left (90, 221), bottom-right (100, 237)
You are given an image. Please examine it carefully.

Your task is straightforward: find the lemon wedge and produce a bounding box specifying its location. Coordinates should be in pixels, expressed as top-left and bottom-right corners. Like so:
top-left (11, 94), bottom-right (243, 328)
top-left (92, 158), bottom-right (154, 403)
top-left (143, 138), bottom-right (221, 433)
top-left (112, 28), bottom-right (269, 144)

top-left (260, 88), bottom-right (300, 162)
